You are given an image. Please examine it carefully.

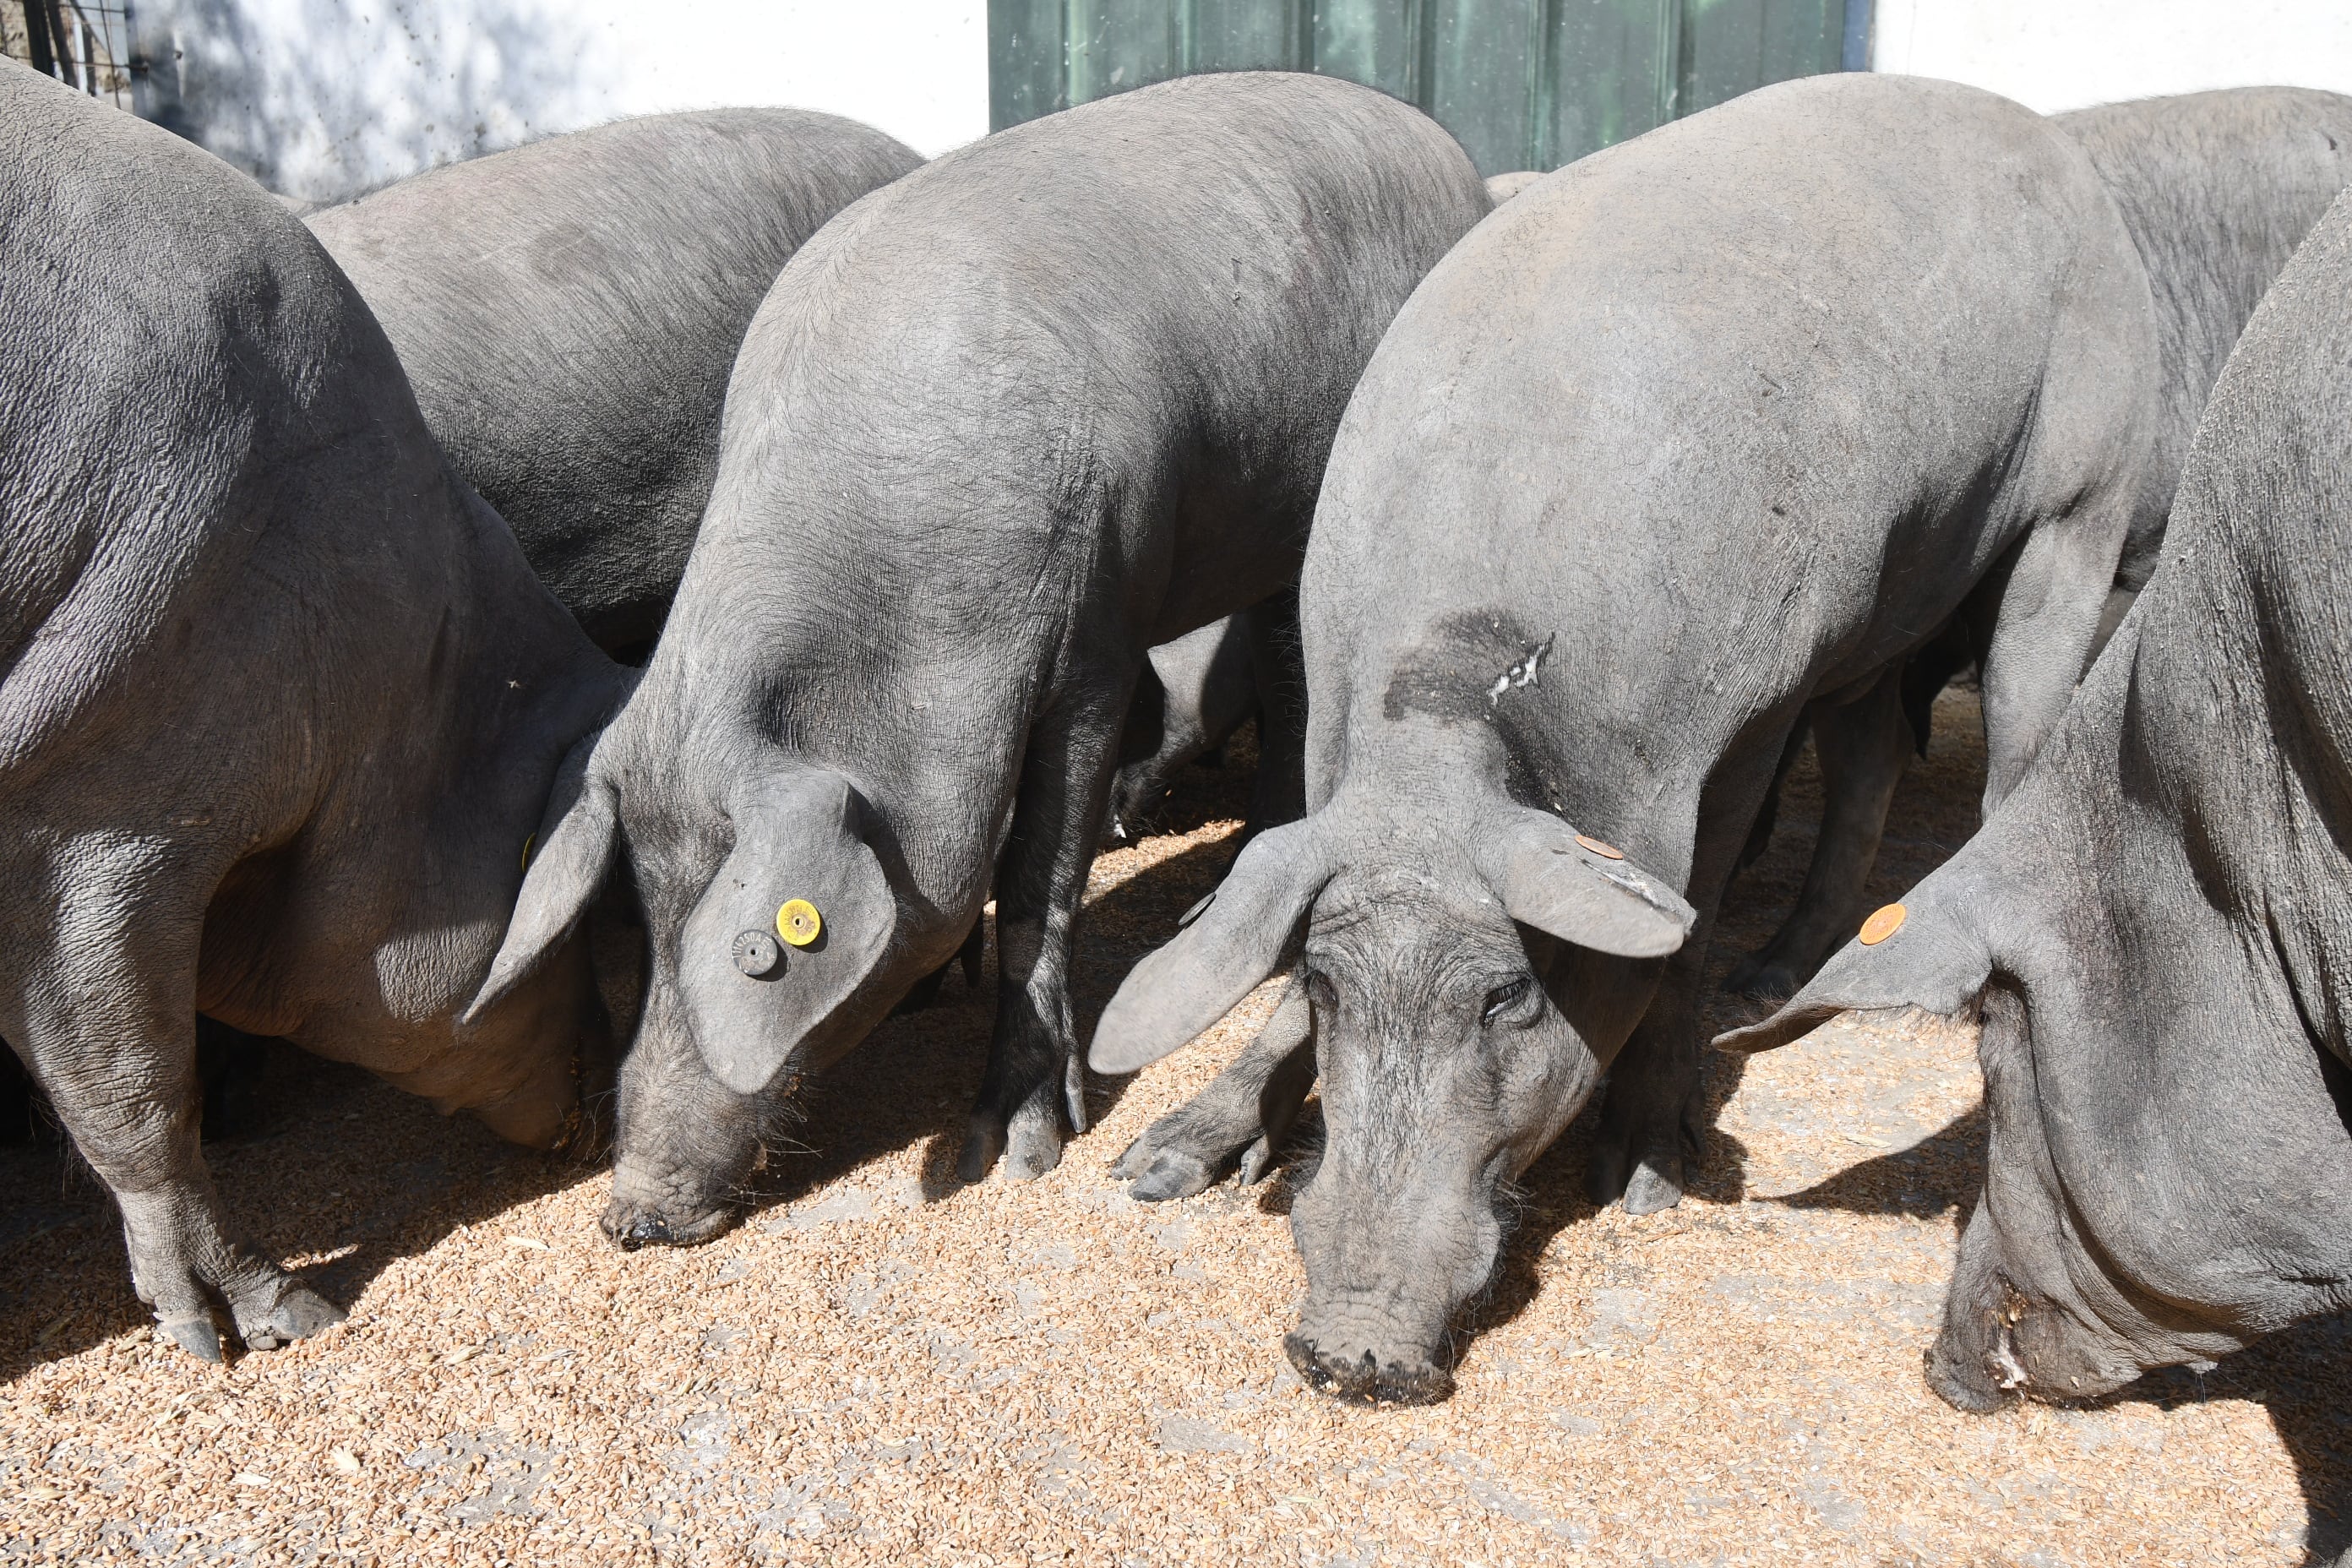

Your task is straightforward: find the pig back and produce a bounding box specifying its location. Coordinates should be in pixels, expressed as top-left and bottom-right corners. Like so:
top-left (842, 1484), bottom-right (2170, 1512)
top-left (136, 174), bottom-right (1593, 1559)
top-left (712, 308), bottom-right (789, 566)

top-left (688, 71), bottom-right (1490, 662)
top-left (308, 109), bottom-right (924, 651)
top-left (0, 67), bottom-right (483, 795)
top-left (2056, 87), bottom-right (2352, 579)
top-left (1301, 73), bottom-right (2160, 782)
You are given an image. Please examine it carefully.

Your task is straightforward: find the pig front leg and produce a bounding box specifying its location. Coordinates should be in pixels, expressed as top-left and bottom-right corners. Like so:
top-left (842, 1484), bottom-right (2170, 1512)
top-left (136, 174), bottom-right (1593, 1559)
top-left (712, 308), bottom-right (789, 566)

top-left (1588, 736), bottom-right (1780, 1214)
top-left (5, 879), bottom-right (341, 1359)
top-left (1111, 975), bottom-right (1315, 1200)
top-left (1979, 515), bottom-right (2130, 811)
top-left (1727, 664), bottom-right (1914, 1000)
top-left (958, 682), bottom-right (1130, 1183)
top-left (1586, 931), bottom-right (1713, 1215)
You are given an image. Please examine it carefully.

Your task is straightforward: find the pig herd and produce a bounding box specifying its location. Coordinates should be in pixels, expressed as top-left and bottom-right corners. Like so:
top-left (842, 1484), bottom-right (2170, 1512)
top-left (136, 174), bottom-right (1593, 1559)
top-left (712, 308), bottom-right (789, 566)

top-left (5, 52), bottom-right (2352, 1469)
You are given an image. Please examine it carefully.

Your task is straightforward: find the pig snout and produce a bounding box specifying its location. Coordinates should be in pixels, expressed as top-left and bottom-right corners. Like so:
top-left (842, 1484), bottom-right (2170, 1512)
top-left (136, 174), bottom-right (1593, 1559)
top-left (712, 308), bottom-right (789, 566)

top-left (602, 1006), bottom-right (771, 1251)
top-left (601, 1152), bottom-right (741, 1250)
top-left (1282, 1161), bottom-right (1505, 1406)
top-left (1927, 1206), bottom-right (2148, 1412)
top-left (1283, 1308), bottom-right (1456, 1406)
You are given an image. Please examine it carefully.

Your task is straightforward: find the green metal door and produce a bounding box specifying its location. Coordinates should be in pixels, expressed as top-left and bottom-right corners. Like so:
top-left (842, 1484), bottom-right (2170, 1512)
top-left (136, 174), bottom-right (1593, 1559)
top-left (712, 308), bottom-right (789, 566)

top-left (989, 0), bottom-right (1862, 174)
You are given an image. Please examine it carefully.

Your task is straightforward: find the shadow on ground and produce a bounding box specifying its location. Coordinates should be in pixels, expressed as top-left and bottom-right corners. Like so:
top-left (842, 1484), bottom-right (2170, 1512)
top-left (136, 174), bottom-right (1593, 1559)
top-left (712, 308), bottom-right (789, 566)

top-left (0, 735), bottom-right (1264, 1382)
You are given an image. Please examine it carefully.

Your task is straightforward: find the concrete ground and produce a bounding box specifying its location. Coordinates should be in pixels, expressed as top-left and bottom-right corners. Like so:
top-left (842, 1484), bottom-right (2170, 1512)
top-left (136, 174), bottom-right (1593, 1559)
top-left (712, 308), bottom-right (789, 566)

top-left (1, 689), bottom-right (2344, 1565)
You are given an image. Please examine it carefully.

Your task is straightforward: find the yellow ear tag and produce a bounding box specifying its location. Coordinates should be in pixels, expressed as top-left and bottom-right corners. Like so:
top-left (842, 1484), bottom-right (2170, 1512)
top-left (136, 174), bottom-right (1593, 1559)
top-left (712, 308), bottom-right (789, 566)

top-left (777, 899), bottom-right (822, 948)
top-left (1574, 834), bottom-right (1625, 860)
top-left (1859, 903), bottom-right (1907, 945)
top-left (520, 834), bottom-right (535, 872)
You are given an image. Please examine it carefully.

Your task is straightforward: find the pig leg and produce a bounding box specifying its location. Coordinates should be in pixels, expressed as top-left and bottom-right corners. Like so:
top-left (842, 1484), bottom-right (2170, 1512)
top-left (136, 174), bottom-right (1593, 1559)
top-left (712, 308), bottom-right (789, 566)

top-left (1589, 737), bottom-right (1785, 1213)
top-left (958, 681), bottom-right (1130, 1183)
top-left (1978, 519), bottom-right (2129, 811)
top-left (3, 878), bottom-right (341, 1359)
top-left (1111, 976), bottom-right (1315, 1200)
top-left (1726, 664), bottom-right (1913, 999)
top-left (1240, 591), bottom-right (1307, 841)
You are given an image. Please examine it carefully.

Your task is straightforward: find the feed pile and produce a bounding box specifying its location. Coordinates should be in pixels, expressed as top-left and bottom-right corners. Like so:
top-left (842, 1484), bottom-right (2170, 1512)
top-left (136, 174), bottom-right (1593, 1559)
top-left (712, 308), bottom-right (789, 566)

top-left (1, 694), bottom-right (2342, 1565)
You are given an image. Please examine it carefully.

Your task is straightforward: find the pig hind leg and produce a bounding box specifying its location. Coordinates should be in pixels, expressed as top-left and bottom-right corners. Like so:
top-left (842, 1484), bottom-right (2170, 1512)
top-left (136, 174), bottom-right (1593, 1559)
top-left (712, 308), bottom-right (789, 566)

top-left (959, 682), bottom-right (1130, 1183)
top-left (3, 867), bottom-right (340, 1359)
top-left (1726, 664), bottom-right (1913, 999)
top-left (1240, 591), bottom-right (1308, 843)
top-left (1113, 976), bottom-right (1315, 1200)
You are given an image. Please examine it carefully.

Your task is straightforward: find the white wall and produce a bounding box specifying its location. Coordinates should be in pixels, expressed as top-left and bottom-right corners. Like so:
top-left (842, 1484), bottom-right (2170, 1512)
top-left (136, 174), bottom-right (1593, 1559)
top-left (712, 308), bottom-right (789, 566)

top-left (133, 0), bottom-right (988, 203)
top-left (1872, 0), bottom-right (2352, 112)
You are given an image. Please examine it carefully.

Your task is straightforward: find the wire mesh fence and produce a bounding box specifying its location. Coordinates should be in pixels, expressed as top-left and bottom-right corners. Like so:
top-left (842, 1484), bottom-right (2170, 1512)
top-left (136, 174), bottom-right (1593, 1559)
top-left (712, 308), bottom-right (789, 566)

top-left (3, 0), bottom-right (135, 108)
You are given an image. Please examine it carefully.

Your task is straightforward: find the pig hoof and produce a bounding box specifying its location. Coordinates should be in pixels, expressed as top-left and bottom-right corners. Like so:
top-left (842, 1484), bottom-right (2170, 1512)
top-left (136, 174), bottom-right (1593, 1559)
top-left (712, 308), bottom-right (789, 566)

top-left (1282, 1333), bottom-right (1453, 1406)
top-left (1620, 1157), bottom-right (1685, 1216)
top-left (157, 1314), bottom-right (225, 1362)
top-left (956, 1116), bottom-right (1007, 1184)
top-left (1129, 1149), bottom-right (1216, 1203)
top-left (1108, 1134), bottom-right (1154, 1181)
top-left (1235, 1134), bottom-right (1278, 1186)
top-left (999, 1109), bottom-right (1065, 1183)
top-left (234, 1284), bottom-right (345, 1351)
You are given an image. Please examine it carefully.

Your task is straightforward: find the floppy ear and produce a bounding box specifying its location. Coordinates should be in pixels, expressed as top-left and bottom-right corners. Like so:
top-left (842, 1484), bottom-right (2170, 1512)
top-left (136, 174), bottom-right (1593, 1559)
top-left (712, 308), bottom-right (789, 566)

top-left (675, 768), bottom-right (896, 1095)
top-left (466, 731), bottom-right (618, 1025)
top-left (1478, 807), bottom-right (1696, 959)
top-left (1713, 880), bottom-right (1992, 1054)
top-left (1088, 818), bottom-right (1328, 1074)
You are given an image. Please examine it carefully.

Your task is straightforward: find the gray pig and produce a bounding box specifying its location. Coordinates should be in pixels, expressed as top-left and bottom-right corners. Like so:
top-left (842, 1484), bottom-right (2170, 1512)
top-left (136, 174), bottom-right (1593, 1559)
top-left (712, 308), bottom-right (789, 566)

top-left (0, 66), bottom-right (626, 1358)
top-left (307, 110), bottom-right (923, 654)
top-left (1720, 185), bottom-right (2352, 1422)
top-left (1728, 85), bottom-right (2352, 1000)
top-left (467, 73), bottom-right (1491, 1245)
top-left (1104, 596), bottom-right (1305, 850)
top-left (1091, 74), bottom-right (2162, 1402)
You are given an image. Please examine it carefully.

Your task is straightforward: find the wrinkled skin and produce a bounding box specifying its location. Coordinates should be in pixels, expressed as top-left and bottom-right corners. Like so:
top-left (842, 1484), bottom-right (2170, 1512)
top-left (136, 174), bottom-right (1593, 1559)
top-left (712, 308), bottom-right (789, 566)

top-left (471, 73), bottom-right (1491, 1249)
top-left (1723, 190), bottom-right (2352, 1413)
top-left (1730, 85), bottom-right (2352, 1001)
top-left (0, 67), bottom-right (627, 1360)
top-left (308, 109), bottom-right (923, 655)
top-left (1093, 74), bottom-right (2164, 1400)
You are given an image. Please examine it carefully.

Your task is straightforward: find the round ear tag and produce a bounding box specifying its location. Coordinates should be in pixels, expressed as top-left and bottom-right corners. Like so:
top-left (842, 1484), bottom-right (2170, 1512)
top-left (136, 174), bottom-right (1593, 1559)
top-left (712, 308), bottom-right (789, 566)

top-left (1575, 834), bottom-right (1625, 860)
top-left (777, 899), bottom-right (823, 948)
top-left (733, 929), bottom-right (781, 977)
top-left (1859, 903), bottom-right (1907, 945)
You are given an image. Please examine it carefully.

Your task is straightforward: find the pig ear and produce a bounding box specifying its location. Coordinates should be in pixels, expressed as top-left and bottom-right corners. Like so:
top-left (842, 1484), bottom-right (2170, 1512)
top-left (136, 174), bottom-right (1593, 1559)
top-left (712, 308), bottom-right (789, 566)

top-left (1712, 881), bottom-right (1992, 1054)
top-left (676, 769), bottom-right (897, 1095)
top-left (1088, 819), bottom-right (1328, 1074)
top-left (1478, 808), bottom-right (1696, 959)
top-left (465, 732), bottom-right (618, 1025)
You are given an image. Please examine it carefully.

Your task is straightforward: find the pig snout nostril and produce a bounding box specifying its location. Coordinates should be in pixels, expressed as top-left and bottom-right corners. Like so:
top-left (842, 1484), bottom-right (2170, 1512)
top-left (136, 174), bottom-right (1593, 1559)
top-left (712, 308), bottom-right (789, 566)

top-left (617, 1215), bottom-right (675, 1251)
top-left (1284, 1331), bottom-right (1456, 1407)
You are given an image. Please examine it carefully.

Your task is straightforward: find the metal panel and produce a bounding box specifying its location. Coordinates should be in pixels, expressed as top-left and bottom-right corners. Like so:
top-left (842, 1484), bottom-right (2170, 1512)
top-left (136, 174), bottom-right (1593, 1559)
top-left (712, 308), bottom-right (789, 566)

top-left (1547, 0), bottom-right (1678, 167)
top-left (1679, 0), bottom-right (1843, 117)
top-left (991, 0), bottom-right (1865, 174)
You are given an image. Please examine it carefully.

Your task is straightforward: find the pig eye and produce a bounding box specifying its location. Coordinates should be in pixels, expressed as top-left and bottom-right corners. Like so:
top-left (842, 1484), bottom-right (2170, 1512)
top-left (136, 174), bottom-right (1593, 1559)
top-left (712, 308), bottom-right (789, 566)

top-left (1482, 977), bottom-right (1535, 1023)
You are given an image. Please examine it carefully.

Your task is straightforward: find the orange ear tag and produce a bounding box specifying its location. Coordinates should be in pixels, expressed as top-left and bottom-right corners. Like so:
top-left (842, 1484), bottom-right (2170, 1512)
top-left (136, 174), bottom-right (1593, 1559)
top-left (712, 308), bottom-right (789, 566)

top-left (1859, 903), bottom-right (1907, 945)
top-left (777, 899), bottom-right (823, 948)
top-left (1574, 834), bottom-right (1625, 860)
